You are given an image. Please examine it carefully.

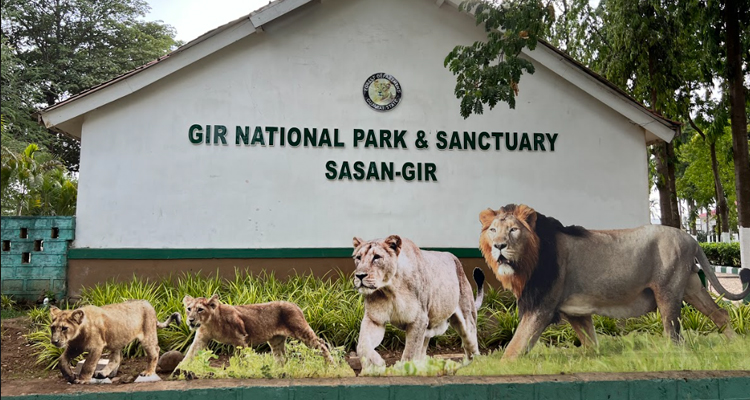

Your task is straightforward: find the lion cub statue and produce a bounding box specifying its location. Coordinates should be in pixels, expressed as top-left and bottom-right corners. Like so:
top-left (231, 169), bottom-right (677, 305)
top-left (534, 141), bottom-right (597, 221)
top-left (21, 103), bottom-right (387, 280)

top-left (479, 203), bottom-right (750, 361)
top-left (352, 235), bottom-right (485, 369)
top-left (179, 294), bottom-right (334, 367)
top-left (49, 300), bottom-right (181, 383)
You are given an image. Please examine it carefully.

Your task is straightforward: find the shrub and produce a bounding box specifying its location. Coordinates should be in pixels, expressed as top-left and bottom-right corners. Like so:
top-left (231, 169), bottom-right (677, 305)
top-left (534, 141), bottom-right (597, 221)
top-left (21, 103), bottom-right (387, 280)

top-left (700, 242), bottom-right (741, 267)
top-left (26, 270), bottom-right (750, 370)
top-left (1, 294), bottom-right (16, 311)
top-left (176, 340), bottom-right (355, 379)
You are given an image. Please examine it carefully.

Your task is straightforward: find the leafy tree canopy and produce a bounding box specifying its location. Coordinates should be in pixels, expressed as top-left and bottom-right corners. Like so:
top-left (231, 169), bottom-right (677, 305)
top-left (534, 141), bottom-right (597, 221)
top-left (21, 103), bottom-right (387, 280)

top-left (1, 0), bottom-right (182, 172)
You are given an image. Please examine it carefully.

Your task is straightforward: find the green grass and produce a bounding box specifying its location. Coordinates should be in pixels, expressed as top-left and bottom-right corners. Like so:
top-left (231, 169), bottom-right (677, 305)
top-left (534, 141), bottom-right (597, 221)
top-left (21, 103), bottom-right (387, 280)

top-left (358, 333), bottom-right (750, 377)
top-left (2, 294), bottom-right (17, 311)
top-left (1, 308), bottom-right (27, 319)
top-left (176, 340), bottom-right (355, 379)
top-left (360, 357), bottom-right (465, 377)
top-left (21, 270), bottom-right (750, 373)
top-left (458, 332), bottom-right (750, 375)
top-left (1, 294), bottom-right (26, 319)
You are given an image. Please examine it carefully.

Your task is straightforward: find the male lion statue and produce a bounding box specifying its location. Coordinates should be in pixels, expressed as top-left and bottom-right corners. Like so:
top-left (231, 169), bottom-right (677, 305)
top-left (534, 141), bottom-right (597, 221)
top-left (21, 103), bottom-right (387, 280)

top-left (479, 203), bottom-right (750, 360)
top-left (50, 300), bottom-right (181, 383)
top-left (352, 235), bottom-right (485, 368)
top-left (179, 295), bottom-right (333, 367)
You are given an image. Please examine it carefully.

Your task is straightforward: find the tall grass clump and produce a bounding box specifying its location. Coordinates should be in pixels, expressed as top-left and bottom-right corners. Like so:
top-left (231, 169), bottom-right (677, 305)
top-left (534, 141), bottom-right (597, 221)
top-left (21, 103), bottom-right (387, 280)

top-left (1, 294), bottom-right (26, 319)
top-left (1, 294), bottom-right (17, 310)
top-left (26, 269), bottom-right (750, 373)
top-left (176, 340), bottom-right (355, 379)
top-left (360, 357), bottom-right (464, 377)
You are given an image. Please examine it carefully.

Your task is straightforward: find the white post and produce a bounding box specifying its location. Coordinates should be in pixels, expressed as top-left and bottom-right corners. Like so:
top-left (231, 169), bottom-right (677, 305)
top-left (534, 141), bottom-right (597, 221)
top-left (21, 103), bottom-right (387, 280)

top-left (721, 232), bottom-right (731, 243)
top-left (741, 227), bottom-right (750, 270)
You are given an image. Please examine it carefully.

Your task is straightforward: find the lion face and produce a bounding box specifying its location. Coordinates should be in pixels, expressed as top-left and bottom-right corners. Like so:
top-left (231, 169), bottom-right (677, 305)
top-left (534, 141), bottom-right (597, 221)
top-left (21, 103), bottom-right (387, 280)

top-left (374, 80), bottom-right (392, 100)
top-left (49, 307), bottom-right (84, 348)
top-left (351, 235), bottom-right (402, 294)
top-left (183, 295), bottom-right (220, 329)
top-left (479, 204), bottom-right (540, 285)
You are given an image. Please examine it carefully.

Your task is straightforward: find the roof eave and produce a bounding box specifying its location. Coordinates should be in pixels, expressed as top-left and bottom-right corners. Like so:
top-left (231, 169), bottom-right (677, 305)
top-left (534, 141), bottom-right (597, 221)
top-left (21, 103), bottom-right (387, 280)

top-left (41, 0), bottom-right (680, 146)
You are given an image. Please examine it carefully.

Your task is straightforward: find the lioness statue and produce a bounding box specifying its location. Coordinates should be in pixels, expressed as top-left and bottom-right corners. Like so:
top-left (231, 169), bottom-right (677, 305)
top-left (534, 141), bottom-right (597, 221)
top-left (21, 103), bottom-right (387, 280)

top-left (50, 300), bottom-right (181, 383)
top-left (352, 235), bottom-right (485, 368)
top-left (179, 295), bottom-right (334, 367)
top-left (479, 203), bottom-right (750, 360)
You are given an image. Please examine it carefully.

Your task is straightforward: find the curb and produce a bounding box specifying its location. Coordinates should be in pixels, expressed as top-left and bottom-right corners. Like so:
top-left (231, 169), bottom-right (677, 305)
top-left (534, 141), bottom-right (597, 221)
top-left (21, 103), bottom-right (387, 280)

top-left (713, 266), bottom-right (743, 275)
top-left (3, 376), bottom-right (750, 400)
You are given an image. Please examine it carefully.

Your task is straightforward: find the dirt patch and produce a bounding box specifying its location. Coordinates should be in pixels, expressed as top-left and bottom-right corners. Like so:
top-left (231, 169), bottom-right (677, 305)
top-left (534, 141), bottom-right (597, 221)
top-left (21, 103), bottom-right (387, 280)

top-left (1, 317), bottom-right (56, 381)
top-left (3, 316), bottom-right (748, 397)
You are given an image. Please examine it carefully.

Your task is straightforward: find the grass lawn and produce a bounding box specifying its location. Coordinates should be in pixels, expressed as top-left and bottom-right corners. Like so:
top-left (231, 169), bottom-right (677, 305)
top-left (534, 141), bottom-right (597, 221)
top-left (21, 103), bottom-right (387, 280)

top-left (359, 332), bottom-right (749, 377)
top-left (458, 332), bottom-right (750, 375)
top-left (1, 308), bottom-right (27, 319)
top-left (176, 341), bottom-right (356, 379)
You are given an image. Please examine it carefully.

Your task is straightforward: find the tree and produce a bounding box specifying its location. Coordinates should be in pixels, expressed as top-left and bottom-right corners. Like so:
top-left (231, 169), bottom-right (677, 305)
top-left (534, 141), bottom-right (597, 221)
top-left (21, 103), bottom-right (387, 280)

top-left (687, 0), bottom-right (749, 263)
top-left (444, 0), bottom-right (555, 118)
top-left (1, 143), bottom-right (77, 216)
top-left (720, 0), bottom-right (750, 267)
top-left (1, 0), bottom-right (181, 172)
top-left (676, 126), bottom-right (737, 236)
top-left (446, 0), bottom-right (691, 229)
top-left (687, 109), bottom-right (731, 238)
top-left (0, 37), bottom-right (48, 154)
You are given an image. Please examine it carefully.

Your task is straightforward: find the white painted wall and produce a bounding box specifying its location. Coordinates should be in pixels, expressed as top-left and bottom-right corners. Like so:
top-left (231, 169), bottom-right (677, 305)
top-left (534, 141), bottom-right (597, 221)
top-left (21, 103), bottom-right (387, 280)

top-left (75, 0), bottom-right (650, 249)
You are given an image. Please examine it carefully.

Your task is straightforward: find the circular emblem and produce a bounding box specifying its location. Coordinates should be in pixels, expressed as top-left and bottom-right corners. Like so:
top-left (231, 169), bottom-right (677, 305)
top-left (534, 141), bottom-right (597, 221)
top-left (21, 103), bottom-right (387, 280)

top-left (363, 73), bottom-right (402, 111)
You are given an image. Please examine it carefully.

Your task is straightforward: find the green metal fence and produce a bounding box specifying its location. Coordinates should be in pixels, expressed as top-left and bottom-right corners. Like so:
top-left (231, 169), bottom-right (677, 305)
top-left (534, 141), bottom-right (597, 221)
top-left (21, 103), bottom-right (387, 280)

top-left (1, 216), bottom-right (75, 301)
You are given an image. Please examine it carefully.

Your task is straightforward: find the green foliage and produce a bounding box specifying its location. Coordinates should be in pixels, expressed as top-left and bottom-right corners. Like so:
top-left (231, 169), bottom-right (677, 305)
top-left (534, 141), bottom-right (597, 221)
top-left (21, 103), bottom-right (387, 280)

top-left (676, 128), bottom-right (736, 219)
top-left (1, 0), bottom-right (182, 171)
top-left (700, 242), bottom-right (742, 267)
top-left (360, 357), bottom-right (463, 377)
top-left (176, 341), bottom-right (355, 379)
top-left (27, 306), bottom-right (53, 327)
top-left (26, 271), bottom-right (750, 371)
top-left (1, 143), bottom-right (77, 216)
top-left (0, 294), bottom-right (26, 319)
top-left (1, 294), bottom-right (16, 310)
top-left (458, 332), bottom-right (750, 375)
top-left (444, 0), bottom-right (554, 117)
top-left (591, 0), bottom-right (692, 117)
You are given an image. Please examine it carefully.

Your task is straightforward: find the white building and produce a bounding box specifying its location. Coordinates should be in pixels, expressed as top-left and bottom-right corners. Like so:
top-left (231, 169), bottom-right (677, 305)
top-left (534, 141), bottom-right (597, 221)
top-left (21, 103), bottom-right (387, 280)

top-left (39, 0), bottom-right (679, 293)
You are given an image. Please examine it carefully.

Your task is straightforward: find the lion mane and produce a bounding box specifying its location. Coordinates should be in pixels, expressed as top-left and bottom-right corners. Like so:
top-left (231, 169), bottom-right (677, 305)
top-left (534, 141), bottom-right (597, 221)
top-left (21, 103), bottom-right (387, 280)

top-left (480, 204), bottom-right (587, 315)
top-left (478, 203), bottom-right (748, 361)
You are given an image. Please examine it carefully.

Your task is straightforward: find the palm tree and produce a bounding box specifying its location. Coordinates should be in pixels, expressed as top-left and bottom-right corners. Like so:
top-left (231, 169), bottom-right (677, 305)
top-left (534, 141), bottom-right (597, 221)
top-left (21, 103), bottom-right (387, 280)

top-left (1, 143), bottom-right (74, 216)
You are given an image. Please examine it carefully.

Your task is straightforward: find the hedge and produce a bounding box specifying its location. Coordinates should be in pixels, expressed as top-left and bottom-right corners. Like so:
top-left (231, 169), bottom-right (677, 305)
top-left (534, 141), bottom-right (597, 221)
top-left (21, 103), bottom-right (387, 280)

top-left (700, 242), bottom-right (741, 267)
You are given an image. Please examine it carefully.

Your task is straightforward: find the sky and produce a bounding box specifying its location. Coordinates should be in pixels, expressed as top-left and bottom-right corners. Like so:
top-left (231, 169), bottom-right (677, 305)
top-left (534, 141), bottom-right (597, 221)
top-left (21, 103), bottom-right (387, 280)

top-left (146, 0), bottom-right (270, 43)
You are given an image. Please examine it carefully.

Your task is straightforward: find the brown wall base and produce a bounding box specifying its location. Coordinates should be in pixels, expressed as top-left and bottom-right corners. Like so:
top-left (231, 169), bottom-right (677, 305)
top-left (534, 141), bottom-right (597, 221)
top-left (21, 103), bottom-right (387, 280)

top-left (67, 258), bottom-right (499, 298)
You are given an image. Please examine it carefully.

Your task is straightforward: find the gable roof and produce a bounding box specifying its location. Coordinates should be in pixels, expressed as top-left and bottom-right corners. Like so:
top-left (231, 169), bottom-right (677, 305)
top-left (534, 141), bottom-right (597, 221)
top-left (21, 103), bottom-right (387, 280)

top-left (39, 0), bottom-right (679, 144)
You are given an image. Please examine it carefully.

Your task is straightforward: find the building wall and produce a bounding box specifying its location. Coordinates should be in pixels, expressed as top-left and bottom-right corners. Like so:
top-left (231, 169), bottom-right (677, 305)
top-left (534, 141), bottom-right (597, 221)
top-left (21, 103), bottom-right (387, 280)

top-left (74, 0), bottom-right (649, 250)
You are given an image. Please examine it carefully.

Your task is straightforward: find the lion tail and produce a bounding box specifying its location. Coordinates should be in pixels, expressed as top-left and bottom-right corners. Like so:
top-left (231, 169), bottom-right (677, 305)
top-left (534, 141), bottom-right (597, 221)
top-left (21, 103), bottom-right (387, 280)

top-left (157, 312), bottom-right (182, 329)
top-left (473, 267), bottom-right (485, 310)
top-left (696, 247), bottom-right (750, 301)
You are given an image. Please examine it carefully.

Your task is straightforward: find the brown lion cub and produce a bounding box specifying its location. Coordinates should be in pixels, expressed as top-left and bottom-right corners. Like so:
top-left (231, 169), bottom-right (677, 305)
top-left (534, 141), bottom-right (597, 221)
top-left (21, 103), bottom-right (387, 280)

top-left (50, 300), bottom-right (181, 383)
top-left (180, 295), bottom-right (334, 366)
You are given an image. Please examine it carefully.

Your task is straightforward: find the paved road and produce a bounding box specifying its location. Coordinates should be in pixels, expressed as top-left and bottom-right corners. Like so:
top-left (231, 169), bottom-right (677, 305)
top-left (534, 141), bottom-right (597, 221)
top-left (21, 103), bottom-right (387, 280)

top-left (709, 273), bottom-right (747, 304)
